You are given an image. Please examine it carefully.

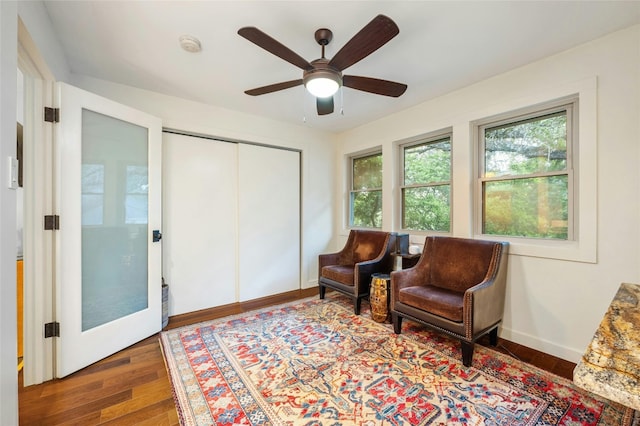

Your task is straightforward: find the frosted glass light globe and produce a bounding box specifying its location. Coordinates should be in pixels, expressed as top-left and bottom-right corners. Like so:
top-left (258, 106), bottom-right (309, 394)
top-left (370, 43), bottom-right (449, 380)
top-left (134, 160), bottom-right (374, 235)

top-left (305, 77), bottom-right (340, 98)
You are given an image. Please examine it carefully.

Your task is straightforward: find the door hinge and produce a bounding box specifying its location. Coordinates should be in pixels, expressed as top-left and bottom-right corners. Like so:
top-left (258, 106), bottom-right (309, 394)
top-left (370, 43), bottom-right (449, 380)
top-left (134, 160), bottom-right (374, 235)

top-left (44, 215), bottom-right (60, 230)
top-left (44, 322), bottom-right (60, 338)
top-left (44, 107), bottom-right (60, 123)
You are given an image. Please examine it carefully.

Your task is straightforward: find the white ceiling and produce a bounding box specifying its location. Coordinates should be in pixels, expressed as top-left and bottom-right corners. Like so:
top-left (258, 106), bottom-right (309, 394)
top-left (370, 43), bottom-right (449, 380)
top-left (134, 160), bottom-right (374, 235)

top-left (43, 1), bottom-right (640, 133)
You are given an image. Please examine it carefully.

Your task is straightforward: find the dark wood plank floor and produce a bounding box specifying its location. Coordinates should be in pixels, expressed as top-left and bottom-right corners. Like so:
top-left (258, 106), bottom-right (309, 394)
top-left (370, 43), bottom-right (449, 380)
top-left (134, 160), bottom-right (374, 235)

top-left (19, 288), bottom-right (577, 425)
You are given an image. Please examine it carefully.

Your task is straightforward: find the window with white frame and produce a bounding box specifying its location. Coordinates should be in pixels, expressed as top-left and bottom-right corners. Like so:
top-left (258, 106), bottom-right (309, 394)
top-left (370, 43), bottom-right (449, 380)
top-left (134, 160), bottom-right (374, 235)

top-left (477, 99), bottom-right (576, 240)
top-left (349, 151), bottom-right (382, 228)
top-left (400, 133), bottom-right (452, 232)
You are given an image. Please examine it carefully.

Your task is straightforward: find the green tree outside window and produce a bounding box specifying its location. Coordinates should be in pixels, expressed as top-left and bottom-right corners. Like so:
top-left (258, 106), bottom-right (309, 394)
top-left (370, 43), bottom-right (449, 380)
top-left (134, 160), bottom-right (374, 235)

top-left (482, 110), bottom-right (570, 239)
top-left (402, 137), bottom-right (451, 231)
top-left (350, 153), bottom-right (382, 228)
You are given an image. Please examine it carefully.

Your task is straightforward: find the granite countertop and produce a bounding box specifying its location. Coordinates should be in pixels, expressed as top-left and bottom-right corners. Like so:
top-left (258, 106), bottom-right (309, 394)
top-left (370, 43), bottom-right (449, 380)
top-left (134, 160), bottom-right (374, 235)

top-left (573, 282), bottom-right (640, 411)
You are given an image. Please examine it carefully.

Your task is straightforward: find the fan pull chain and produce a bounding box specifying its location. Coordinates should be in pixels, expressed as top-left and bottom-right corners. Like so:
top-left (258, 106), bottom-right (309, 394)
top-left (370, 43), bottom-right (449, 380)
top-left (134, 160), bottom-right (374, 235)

top-left (340, 87), bottom-right (344, 115)
top-left (302, 86), bottom-right (307, 123)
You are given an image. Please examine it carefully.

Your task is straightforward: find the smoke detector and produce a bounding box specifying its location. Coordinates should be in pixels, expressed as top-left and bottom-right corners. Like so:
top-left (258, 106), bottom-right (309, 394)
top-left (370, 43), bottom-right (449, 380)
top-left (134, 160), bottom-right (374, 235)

top-left (179, 35), bottom-right (202, 53)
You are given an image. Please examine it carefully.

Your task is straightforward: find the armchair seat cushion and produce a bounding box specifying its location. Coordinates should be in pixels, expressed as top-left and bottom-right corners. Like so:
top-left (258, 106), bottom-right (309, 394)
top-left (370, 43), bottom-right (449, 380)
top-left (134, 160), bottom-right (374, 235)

top-left (399, 285), bottom-right (464, 323)
top-left (321, 265), bottom-right (355, 286)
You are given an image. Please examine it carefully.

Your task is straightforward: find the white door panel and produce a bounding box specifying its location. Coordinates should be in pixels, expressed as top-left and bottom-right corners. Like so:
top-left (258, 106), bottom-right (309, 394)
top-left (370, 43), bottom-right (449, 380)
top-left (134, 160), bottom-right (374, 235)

top-left (238, 144), bottom-right (300, 301)
top-left (55, 83), bottom-right (162, 377)
top-left (162, 133), bottom-right (237, 315)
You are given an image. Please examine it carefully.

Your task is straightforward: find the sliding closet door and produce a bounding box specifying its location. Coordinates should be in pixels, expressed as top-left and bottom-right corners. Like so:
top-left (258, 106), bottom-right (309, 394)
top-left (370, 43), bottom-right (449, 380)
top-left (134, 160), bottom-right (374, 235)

top-left (162, 133), bottom-right (237, 315)
top-left (238, 144), bottom-right (300, 301)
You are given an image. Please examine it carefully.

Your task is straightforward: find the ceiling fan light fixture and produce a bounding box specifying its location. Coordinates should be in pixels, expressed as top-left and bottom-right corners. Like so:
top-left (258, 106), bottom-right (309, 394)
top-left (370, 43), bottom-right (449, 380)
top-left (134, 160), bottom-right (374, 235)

top-left (303, 70), bottom-right (341, 98)
top-left (239, 15), bottom-right (406, 115)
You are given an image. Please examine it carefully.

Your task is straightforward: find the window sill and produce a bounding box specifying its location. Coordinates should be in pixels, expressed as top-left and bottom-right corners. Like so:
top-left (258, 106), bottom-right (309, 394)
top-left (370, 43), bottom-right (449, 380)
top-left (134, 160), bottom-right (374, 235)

top-left (474, 234), bottom-right (596, 263)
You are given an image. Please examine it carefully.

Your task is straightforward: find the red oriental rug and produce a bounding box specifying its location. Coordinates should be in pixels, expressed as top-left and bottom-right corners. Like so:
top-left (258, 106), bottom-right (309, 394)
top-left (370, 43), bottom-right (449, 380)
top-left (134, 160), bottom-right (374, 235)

top-left (159, 294), bottom-right (637, 425)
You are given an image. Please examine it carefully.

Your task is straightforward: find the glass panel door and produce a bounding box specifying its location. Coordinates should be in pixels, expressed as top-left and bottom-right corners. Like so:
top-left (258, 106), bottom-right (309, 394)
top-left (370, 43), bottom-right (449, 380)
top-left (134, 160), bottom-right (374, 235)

top-left (55, 82), bottom-right (162, 378)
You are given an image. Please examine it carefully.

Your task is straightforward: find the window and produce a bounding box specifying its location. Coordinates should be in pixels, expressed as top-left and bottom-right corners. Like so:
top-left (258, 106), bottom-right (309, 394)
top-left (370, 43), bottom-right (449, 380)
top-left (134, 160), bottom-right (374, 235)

top-left (350, 152), bottom-right (382, 228)
top-left (478, 100), bottom-right (575, 240)
top-left (400, 134), bottom-right (451, 232)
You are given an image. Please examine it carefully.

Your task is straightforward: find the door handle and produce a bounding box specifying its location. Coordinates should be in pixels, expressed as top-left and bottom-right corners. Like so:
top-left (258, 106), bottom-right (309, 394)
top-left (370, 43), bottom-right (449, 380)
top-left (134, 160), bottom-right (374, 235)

top-left (153, 230), bottom-right (162, 242)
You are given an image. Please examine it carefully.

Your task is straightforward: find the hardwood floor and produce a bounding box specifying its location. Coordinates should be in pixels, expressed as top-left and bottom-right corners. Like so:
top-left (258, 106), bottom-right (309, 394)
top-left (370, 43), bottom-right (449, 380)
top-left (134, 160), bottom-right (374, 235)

top-left (19, 288), bottom-right (577, 425)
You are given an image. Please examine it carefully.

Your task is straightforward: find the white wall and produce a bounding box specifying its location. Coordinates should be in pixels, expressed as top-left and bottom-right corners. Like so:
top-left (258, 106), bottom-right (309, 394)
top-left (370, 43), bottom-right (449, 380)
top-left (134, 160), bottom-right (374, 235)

top-left (335, 25), bottom-right (640, 362)
top-left (70, 74), bottom-right (337, 292)
top-left (17, 1), bottom-right (69, 83)
top-left (0, 1), bottom-right (18, 423)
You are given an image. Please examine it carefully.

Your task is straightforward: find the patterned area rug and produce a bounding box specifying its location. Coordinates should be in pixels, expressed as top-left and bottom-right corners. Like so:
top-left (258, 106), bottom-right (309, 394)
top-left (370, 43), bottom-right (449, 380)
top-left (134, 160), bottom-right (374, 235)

top-left (160, 294), bottom-right (636, 425)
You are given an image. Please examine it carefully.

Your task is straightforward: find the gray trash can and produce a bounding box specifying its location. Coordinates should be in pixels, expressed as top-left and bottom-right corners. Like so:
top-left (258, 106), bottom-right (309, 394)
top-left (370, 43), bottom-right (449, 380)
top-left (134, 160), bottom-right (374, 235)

top-left (162, 282), bottom-right (169, 328)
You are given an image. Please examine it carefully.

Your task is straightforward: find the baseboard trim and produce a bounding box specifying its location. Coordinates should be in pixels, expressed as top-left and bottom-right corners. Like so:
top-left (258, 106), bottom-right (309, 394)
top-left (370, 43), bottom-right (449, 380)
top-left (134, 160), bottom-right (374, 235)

top-left (303, 279), bottom-right (318, 289)
top-left (499, 326), bottom-right (583, 363)
top-left (166, 287), bottom-right (319, 329)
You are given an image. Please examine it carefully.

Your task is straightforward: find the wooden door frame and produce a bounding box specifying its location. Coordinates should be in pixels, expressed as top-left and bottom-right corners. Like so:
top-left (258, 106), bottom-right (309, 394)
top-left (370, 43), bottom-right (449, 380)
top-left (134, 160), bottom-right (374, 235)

top-left (18, 17), bottom-right (55, 385)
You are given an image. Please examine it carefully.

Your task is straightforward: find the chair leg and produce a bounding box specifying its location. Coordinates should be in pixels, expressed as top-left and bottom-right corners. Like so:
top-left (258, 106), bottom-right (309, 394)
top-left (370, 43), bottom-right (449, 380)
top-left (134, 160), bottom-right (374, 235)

top-left (489, 327), bottom-right (498, 346)
top-left (354, 297), bottom-right (361, 315)
top-left (392, 313), bottom-right (402, 334)
top-left (319, 284), bottom-right (326, 300)
top-left (461, 341), bottom-right (474, 367)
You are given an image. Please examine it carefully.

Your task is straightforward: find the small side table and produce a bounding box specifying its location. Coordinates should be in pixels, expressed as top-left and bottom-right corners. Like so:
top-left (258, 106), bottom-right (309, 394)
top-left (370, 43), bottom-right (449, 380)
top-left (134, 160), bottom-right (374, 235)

top-left (370, 273), bottom-right (391, 323)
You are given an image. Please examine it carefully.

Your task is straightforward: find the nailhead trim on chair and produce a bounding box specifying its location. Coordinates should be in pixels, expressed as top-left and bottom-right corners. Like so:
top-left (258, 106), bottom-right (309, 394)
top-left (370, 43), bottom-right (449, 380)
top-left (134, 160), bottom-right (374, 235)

top-left (463, 243), bottom-right (503, 340)
top-left (393, 308), bottom-right (501, 345)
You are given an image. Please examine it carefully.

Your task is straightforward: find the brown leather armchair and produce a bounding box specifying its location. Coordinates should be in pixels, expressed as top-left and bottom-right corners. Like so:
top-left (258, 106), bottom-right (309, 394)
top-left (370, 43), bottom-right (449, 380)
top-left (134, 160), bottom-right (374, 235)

top-left (391, 236), bottom-right (509, 367)
top-left (319, 230), bottom-right (396, 315)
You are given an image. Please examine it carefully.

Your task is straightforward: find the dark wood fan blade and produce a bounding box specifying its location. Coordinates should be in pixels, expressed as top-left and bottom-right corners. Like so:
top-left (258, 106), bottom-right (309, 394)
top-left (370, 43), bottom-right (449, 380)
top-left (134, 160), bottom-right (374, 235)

top-left (328, 15), bottom-right (399, 71)
top-left (245, 79), bottom-right (303, 96)
top-left (343, 75), bottom-right (407, 97)
top-left (317, 96), bottom-right (334, 115)
top-left (238, 27), bottom-right (313, 71)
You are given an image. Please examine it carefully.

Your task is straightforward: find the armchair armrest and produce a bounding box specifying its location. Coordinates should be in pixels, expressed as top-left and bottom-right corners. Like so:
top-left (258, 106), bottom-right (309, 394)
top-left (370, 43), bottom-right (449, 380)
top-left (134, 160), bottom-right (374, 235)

top-left (318, 232), bottom-right (358, 276)
top-left (463, 278), bottom-right (500, 336)
top-left (319, 252), bottom-right (341, 269)
top-left (463, 243), bottom-right (509, 337)
top-left (354, 258), bottom-right (386, 286)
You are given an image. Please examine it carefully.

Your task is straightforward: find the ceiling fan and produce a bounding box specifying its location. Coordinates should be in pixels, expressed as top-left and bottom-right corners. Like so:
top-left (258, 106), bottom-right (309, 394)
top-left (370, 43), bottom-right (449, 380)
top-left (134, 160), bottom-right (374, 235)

top-left (238, 15), bottom-right (408, 116)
